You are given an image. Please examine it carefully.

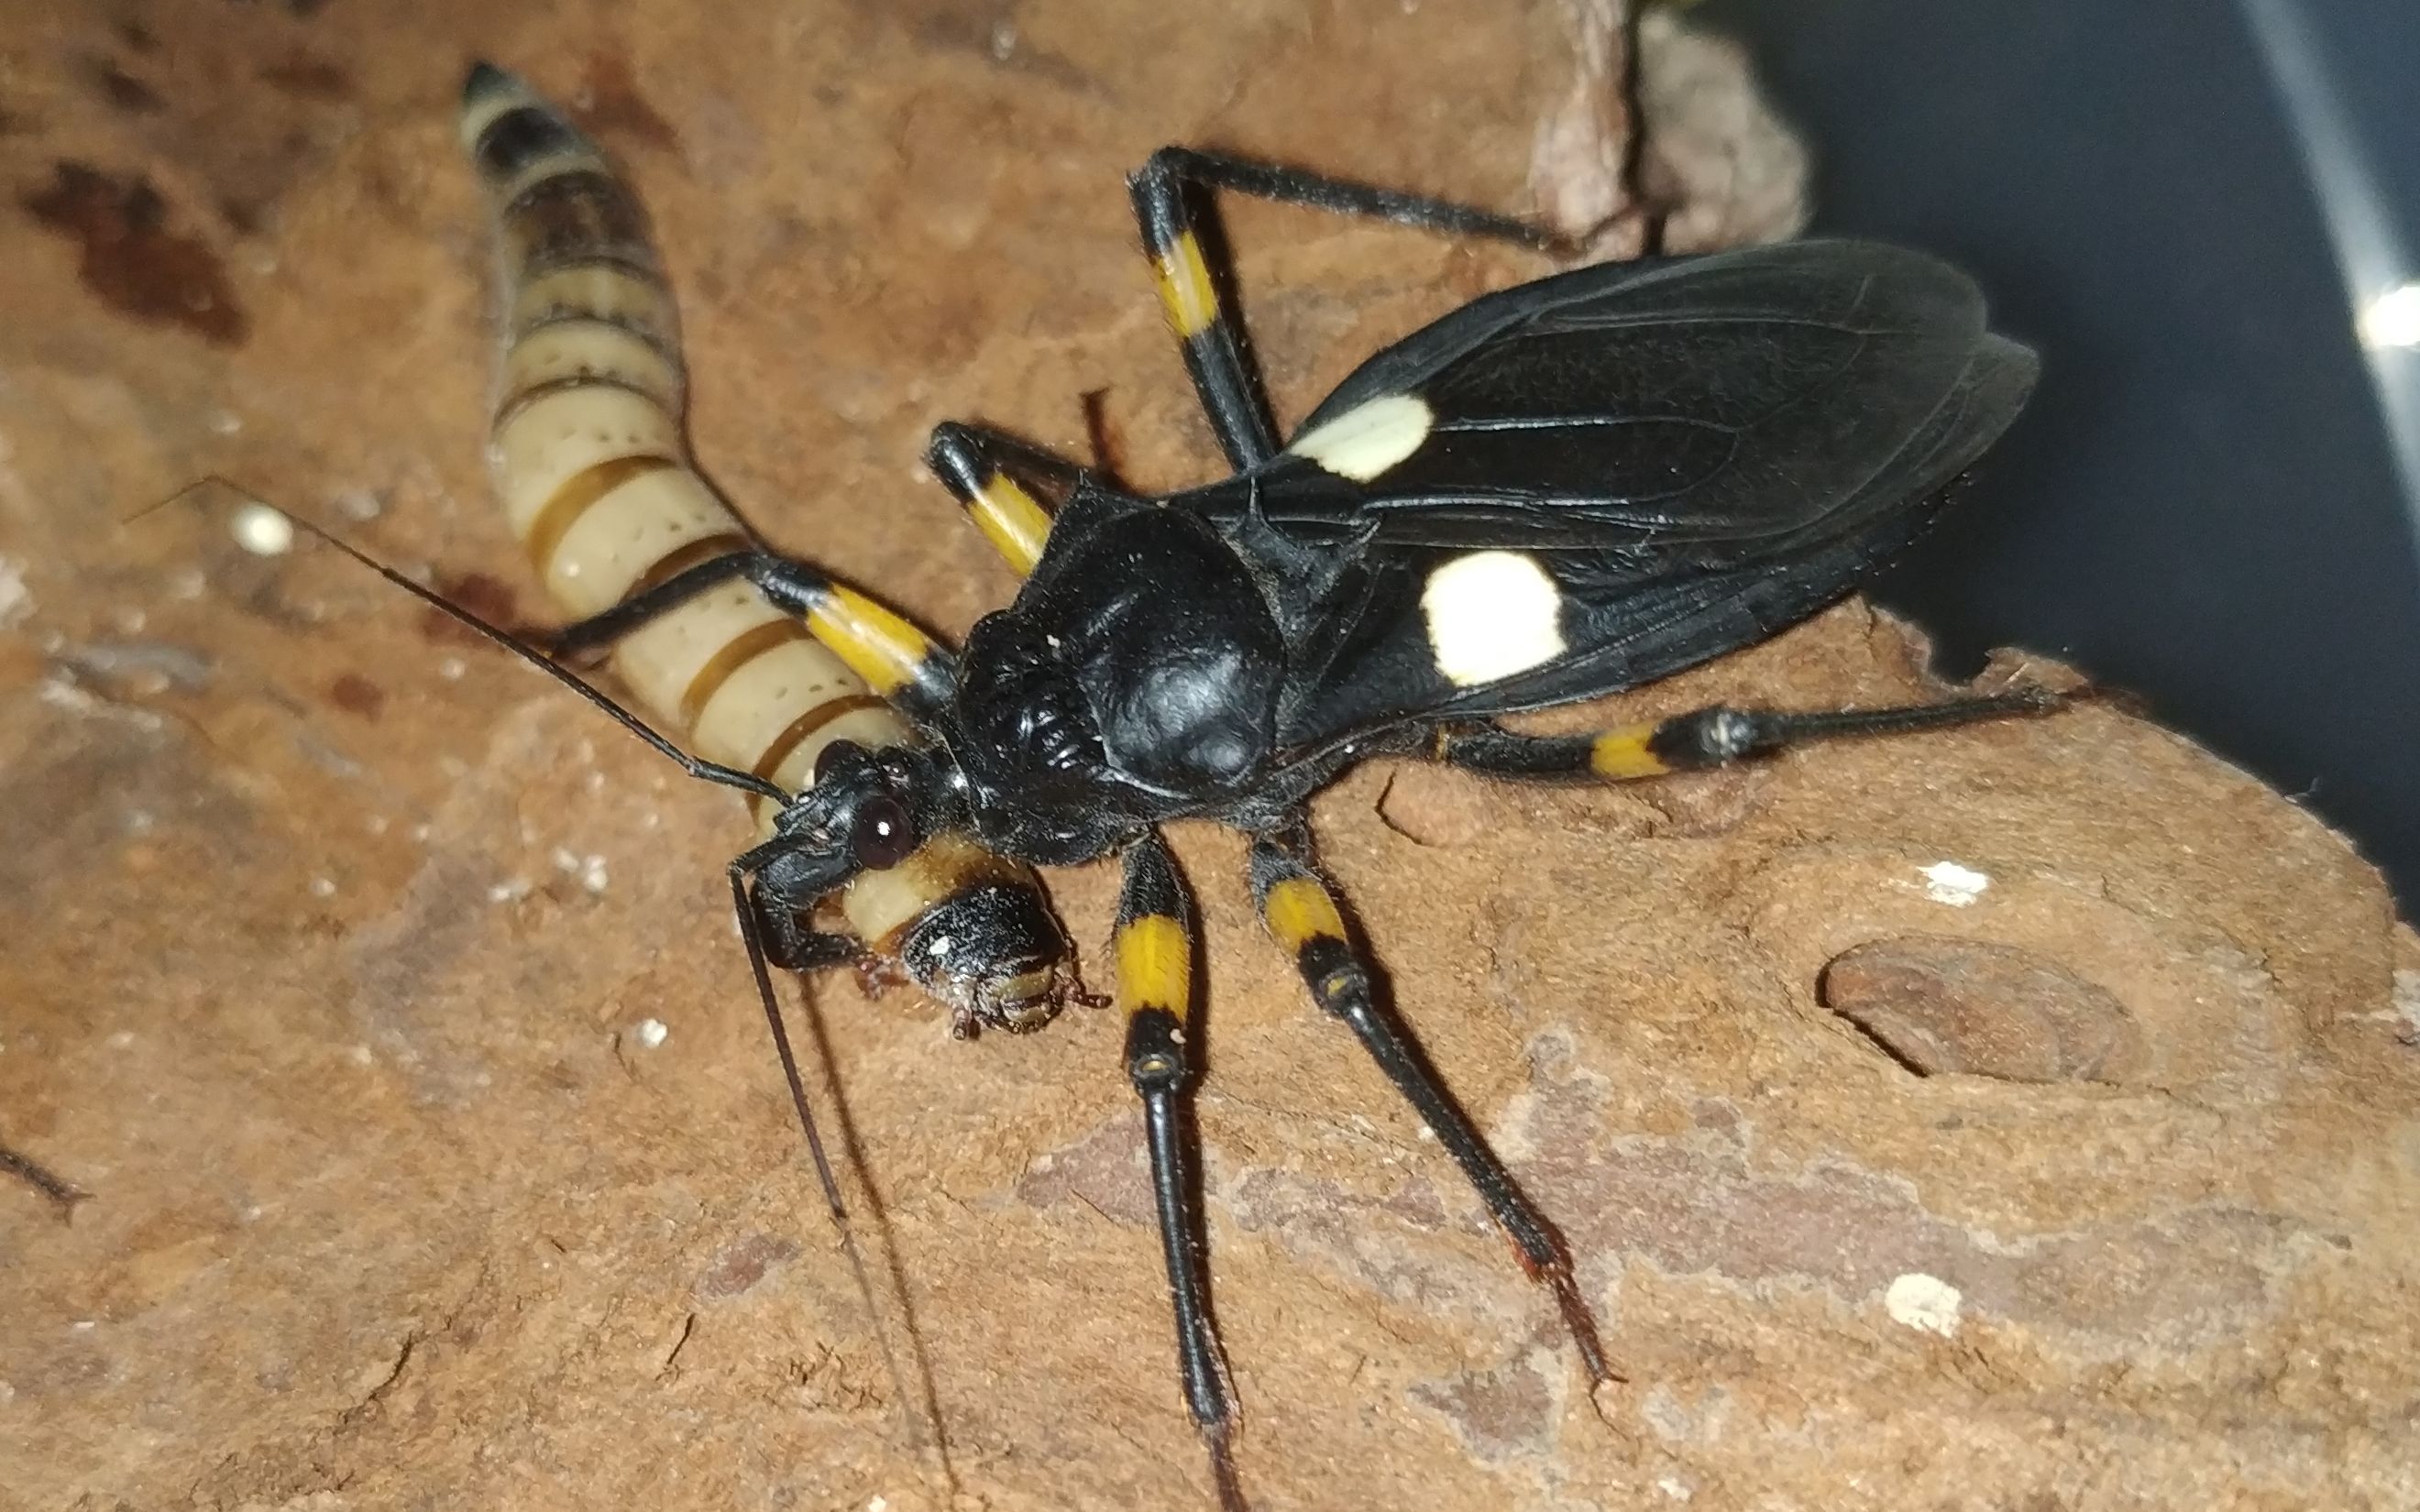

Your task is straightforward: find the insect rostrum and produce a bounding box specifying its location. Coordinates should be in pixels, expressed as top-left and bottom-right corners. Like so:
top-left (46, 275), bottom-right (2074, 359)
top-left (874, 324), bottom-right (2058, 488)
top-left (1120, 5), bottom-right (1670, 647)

top-left (457, 60), bottom-right (2050, 1511)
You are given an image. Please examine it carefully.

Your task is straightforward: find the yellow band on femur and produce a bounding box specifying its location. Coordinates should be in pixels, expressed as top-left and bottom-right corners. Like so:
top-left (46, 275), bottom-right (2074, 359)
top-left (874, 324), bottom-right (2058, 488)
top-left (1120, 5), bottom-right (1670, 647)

top-left (1261, 875), bottom-right (1346, 955)
top-left (1590, 725), bottom-right (1672, 780)
top-left (1151, 232), bottom-right (1220, 339)
top-left (968, 472), bottom-right (1052, 577)
top-left (803, 586), bottom-right (936, 696)
top-left (1116, 914), bottom-right (1192, 1018)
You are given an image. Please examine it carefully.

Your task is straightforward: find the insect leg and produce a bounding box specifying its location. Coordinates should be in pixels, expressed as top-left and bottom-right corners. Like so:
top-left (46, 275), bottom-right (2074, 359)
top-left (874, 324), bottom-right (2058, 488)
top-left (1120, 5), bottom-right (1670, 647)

top-left (1246, 823), bottom-right (1615, 1389)
top-left (923, 421), bottom-right (1085, 578)
top-left (535, 548), bottom-right (960, 724)
top-left (1436, 689), bottom-right (2062, 783)
top-left (1127, 148), bottom-right (1566, 471)
top-left (1113, 833), bottom-right (1245, 1512)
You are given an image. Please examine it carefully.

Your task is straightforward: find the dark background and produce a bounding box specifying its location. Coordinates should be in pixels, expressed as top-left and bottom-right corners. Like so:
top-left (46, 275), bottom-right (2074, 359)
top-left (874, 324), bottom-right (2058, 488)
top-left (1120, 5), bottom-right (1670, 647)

top-left (1700, 0), bottom-right (2420, 906)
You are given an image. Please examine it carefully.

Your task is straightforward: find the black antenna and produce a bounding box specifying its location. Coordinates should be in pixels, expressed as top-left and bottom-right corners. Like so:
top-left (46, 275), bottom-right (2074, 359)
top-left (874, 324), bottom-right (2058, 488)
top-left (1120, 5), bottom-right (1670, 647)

top-left (163, 478), bottom-right (791, 805)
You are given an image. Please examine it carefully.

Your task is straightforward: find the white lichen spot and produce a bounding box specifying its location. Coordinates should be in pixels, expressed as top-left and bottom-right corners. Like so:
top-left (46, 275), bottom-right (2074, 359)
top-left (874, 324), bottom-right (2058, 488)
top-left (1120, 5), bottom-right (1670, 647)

top-left (308, 876), bottom-right (336, 899)
top-left (634, 1018), bottom-right (669, 1049)
top-left (1918, 860), bottom-right (1990, 907)
top-left (1885, 1271), bottom-right (1964, 1336)
top-left (230, 501), bottom-right (296, 556)
top-left (0, 557), bottom-right (30, 628)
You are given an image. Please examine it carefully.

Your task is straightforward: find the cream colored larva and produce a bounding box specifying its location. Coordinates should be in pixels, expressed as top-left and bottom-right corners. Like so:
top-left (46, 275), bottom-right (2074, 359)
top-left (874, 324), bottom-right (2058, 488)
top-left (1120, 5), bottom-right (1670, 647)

top-left (459, 65), bottom-right (1071, 1029)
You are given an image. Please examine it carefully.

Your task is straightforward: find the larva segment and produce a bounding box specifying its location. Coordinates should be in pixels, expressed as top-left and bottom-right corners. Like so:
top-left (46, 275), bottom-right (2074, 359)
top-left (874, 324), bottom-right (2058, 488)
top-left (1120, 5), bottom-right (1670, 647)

top-left (460, 64), bottom-right (1071, 1021)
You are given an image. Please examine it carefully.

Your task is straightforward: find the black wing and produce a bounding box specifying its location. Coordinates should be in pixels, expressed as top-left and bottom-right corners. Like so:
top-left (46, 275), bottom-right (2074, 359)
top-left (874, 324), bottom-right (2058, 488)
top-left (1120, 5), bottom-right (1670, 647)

top-left (1165, 238), bottom-right (2039, 751)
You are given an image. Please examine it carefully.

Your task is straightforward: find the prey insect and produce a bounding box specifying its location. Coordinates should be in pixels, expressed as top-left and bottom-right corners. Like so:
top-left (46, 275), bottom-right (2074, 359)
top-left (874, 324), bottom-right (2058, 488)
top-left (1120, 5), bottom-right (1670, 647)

top-left (431, 63), bottom-right (2051, 1511)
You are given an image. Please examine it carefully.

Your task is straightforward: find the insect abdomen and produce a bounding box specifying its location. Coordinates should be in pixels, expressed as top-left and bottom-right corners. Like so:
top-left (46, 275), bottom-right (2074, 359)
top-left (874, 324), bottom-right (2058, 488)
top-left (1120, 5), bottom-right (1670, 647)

top-left (460, 65), bottom-right (1070, 1021)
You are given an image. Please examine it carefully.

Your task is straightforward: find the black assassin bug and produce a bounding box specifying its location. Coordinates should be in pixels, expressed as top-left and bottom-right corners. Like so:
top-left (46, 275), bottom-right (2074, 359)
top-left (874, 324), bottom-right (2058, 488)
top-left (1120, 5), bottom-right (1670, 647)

top-left (419, 62), bottom-right (2053, 1511)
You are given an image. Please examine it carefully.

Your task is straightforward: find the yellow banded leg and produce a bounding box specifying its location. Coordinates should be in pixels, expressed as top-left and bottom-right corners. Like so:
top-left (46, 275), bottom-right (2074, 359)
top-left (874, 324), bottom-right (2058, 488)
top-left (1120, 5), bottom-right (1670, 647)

top-left (1113, 833), bottom-right (1243, 1512)
top-left (924, 420), bottom-right (1090, 579)
top-left (1436, 689), bottom-right (2063, 783)
top-left (1126, 146), bottom-right (1567, 472)
top-left (1246, 826), bottom-right (1615, 1387)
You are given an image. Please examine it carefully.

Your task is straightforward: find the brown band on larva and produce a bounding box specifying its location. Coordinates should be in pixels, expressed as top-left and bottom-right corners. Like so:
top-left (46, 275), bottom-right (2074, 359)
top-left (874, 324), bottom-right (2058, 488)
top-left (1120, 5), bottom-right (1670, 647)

top-left (752, 693), bottom-right (892, 785)
top-left (632, 531), bottom-right (752, 594)
top-left (500, 170), bottom-right (660, 281)
top-left (490, 371), bottom-right (675, 443)
top-left (522, 453), bottom-right (681, 576)
top-left (677, 618), bottom-right (813, 729)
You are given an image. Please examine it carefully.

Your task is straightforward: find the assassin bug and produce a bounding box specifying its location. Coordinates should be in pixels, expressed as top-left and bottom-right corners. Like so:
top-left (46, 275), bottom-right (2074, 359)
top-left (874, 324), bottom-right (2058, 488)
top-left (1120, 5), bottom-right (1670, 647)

top-left (424, 62), bottom-right (2052, 1511)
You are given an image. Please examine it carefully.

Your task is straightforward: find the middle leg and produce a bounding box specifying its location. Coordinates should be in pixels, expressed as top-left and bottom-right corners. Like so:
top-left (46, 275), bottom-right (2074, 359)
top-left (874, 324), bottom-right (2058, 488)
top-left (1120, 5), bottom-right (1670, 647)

top-left (1246, 819), bottom-right (1614, 1387)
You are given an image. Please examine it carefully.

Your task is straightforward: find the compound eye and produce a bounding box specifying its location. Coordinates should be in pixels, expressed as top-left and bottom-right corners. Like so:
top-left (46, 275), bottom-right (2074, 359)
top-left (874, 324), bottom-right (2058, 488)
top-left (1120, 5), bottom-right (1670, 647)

top-left (812, 739), bottom-right (866, 788)
top-left (850, 794), bottom-right (916, 870)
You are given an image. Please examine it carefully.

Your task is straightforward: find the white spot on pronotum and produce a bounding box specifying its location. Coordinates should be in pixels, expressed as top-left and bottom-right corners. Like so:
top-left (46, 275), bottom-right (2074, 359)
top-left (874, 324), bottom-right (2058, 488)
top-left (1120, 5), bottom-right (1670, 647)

top-left (927, 935), bottom-right (953, 958)
top-left (230, 501), bottom-right (295, 556)
top-left (1885, 1272), bottom-right (1963, 1336)
top-left (1919, 860), bottom-right (1991, 907)
top-left (634, 1018), bottom-right (669, 1049)
top-left (1288, 393), bottom-right (1434, 481)
top-left (1420, 550), bottom-right (1567, 686)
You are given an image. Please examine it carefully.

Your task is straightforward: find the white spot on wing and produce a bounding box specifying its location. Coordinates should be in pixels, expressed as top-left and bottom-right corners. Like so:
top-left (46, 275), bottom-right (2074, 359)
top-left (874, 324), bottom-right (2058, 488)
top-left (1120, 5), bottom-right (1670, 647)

top-left (1420, 551), bottom-right (1566, 686)
top-left (1287, 393), bottom-right (1433, 481)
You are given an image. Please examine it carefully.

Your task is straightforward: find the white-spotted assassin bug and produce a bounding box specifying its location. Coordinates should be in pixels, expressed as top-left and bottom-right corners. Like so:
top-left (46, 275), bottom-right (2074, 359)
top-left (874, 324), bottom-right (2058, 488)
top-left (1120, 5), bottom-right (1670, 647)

top-left (323, 61), bottom-right (2057, 1512)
